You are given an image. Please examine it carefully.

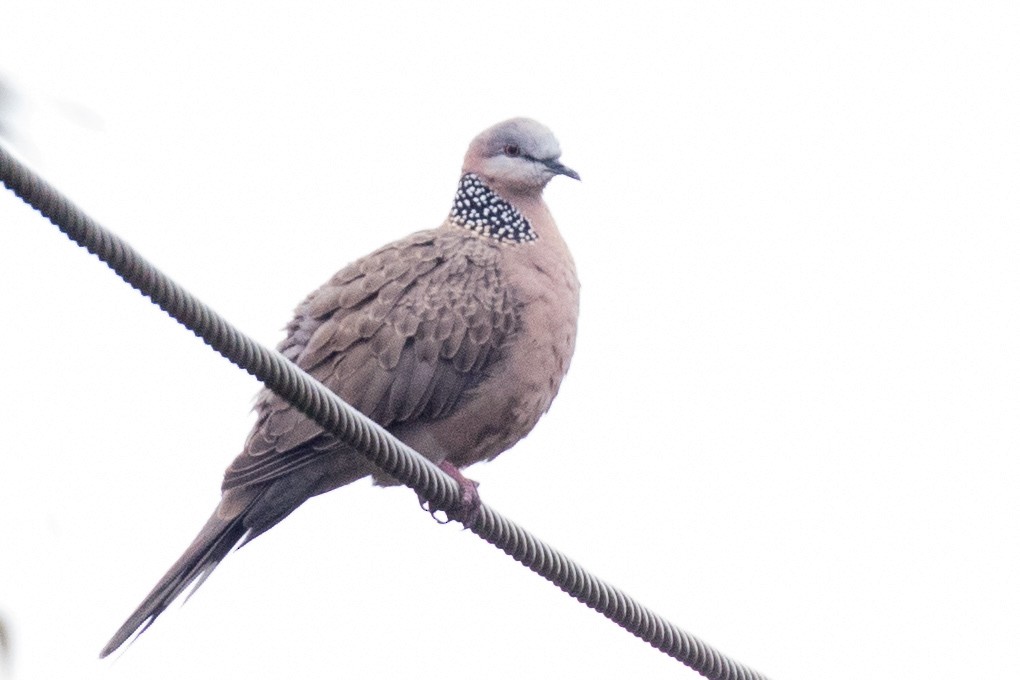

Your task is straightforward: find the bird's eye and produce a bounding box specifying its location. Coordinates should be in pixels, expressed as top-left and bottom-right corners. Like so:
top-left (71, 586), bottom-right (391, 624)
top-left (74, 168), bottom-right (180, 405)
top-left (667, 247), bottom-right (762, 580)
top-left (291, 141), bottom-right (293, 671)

top-left (503, 144), bottom-right (521, 157)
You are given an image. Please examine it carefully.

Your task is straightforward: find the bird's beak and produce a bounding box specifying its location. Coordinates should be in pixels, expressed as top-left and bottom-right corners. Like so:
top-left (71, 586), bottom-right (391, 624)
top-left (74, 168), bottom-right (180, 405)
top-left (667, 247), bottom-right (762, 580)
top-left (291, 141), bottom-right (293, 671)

top-left (543, 158), bottom-right (581, 181)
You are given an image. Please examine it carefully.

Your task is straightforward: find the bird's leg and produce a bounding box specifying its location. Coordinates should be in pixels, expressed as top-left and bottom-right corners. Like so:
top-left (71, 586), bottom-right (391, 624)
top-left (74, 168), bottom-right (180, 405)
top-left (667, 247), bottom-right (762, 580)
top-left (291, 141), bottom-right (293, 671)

top-left (418, 460), bottom-right (482, 527)
top-left (440, 460), bottom-right (482, 525)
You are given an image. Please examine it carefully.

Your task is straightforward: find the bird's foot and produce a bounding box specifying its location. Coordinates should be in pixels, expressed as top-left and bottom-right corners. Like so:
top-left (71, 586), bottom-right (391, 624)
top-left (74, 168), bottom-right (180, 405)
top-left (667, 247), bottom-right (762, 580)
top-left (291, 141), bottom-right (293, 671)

top-left (418, 460), bottom-right (482, 527)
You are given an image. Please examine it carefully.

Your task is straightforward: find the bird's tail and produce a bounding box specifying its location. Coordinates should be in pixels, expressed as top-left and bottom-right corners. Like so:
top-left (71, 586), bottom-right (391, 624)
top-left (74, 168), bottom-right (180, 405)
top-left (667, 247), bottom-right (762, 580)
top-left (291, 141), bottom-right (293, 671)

top-left (99, 507), bottom-right (250, 658)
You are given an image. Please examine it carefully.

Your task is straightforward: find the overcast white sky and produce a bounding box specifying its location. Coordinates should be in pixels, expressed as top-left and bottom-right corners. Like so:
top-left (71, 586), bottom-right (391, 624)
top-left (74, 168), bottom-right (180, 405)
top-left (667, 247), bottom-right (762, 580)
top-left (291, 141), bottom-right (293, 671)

top-left (1, 3), bottom-right (1019, 679)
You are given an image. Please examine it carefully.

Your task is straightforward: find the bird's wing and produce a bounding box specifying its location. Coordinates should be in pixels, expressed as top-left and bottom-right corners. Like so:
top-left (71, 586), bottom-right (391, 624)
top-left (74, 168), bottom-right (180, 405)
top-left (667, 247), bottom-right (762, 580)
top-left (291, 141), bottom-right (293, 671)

top-left (222, 229), bottom-right (519, 490)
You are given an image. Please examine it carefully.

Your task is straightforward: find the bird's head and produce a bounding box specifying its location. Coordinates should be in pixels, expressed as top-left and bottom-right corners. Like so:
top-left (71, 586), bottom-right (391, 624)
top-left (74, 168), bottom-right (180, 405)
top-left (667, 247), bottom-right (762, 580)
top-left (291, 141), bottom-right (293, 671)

top-left (463, 118), bottom-right (580, 194)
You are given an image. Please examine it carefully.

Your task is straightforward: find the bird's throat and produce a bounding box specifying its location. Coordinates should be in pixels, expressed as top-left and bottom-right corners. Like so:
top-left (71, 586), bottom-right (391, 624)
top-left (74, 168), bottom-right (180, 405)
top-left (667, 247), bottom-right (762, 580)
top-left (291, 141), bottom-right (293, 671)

top-left (448, 174), bottom-right (537, 244)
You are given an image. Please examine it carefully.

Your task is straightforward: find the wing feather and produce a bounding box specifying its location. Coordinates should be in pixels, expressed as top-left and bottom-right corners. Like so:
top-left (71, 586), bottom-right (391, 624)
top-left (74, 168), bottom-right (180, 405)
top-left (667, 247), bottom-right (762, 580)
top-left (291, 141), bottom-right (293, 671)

top-left (222, 230), bottom-right (517, 491)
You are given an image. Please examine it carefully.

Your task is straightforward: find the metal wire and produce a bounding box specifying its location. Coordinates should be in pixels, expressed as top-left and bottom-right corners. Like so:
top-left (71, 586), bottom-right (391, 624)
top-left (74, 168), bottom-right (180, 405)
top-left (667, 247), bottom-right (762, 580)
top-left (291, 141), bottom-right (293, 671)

top-left (0, 143), bottom-right (770, 680)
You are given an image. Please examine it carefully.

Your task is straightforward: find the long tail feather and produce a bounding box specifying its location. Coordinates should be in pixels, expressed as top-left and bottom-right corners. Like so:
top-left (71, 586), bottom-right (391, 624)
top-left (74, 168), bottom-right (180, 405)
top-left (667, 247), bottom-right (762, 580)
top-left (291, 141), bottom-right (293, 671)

top-left (99, 510), bottom-right (249, 658)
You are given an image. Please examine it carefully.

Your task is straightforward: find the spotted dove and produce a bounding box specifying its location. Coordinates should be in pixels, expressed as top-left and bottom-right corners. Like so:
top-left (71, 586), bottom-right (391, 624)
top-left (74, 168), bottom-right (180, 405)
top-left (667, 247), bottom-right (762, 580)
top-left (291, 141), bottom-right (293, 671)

top-left (100, 117), bottom-right (580, 657)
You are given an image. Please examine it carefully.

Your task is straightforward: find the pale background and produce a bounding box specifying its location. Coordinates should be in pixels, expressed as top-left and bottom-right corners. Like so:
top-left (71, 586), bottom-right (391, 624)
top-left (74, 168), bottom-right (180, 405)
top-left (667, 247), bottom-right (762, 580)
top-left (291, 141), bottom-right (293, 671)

top-left (1, 3), bottom-right (1018, 679)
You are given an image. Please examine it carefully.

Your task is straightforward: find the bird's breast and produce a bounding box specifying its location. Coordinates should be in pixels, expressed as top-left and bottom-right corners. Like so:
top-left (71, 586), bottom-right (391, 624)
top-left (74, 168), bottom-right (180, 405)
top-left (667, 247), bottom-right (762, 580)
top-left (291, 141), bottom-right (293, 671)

top-left (437, 241), bottom-right (580, 467)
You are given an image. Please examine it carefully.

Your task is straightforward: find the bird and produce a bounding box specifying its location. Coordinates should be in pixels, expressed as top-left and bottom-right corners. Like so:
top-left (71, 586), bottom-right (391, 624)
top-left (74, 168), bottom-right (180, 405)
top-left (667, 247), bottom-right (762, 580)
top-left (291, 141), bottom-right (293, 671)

top-left (100, 117), bottom-right (581, 657)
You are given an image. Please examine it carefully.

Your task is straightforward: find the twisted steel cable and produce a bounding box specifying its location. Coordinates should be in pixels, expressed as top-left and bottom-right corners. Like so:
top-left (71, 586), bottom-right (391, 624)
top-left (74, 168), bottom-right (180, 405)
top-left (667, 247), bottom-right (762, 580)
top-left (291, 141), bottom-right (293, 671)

top-left (0, 143), bottom-right (770, 680)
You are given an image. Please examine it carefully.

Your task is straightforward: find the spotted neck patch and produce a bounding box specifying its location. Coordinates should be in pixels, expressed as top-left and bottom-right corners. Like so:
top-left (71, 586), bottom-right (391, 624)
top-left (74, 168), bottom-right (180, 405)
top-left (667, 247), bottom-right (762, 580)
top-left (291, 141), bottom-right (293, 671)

top-left (448, 173), bottom-right (536, 243)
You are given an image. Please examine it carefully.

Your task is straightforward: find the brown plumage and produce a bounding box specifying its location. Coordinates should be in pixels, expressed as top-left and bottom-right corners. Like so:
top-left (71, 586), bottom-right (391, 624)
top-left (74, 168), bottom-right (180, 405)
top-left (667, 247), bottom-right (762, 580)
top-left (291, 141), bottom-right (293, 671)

top-left (100, 117), bottom-right (580, 657)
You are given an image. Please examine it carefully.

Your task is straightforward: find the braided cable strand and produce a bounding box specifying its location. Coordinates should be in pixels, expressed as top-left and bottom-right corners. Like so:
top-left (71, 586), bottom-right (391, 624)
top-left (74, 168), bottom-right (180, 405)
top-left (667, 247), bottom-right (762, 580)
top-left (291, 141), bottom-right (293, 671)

top-left (0, 144), bottom-right (769, 680)
top-left (0, 148), bottom-right (462, 514)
